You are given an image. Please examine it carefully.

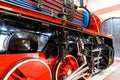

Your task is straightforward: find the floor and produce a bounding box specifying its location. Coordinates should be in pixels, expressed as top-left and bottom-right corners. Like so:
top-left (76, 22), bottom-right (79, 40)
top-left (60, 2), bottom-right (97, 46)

top-left (88, 57), bottom-right (120, 80)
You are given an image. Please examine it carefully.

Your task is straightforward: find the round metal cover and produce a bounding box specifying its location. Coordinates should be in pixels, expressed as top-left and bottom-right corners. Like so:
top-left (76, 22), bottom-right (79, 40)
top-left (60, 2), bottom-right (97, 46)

top-left (8, 32), bottom-right (38, 53)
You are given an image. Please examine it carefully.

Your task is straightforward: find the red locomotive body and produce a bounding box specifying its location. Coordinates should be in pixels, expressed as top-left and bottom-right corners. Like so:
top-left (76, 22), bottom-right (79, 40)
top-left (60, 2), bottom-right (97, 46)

top-left (0, 0), bottom-right (114, 80)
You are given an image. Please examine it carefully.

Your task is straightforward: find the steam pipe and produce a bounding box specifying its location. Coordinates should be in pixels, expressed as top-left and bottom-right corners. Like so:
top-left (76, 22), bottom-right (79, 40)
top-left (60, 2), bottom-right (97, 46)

top-left (80, 0), bottom-right (84, 7)
top-left (58, 29), bottom-right (68, 61)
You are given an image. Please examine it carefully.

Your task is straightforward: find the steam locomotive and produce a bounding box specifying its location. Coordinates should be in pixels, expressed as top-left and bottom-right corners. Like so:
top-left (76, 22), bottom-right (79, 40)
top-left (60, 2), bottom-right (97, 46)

top-left (0, 0), bottom-right (114, 80)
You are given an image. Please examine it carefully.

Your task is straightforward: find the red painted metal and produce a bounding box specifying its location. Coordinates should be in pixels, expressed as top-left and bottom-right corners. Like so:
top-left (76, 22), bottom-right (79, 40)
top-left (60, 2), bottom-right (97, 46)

top-left (17, 61), bottom-right (50, 80)
top-left (44, 2), bottom-right (61, 12)
top-left (0, 1), bottom-right (62, 24)
top-left (46, 57), bottom-right (58, 71)
top-left (43, 6), bottom-right (59, 14)
top-left (25, 0), bottom-right (37, 5)
top-left (0, 52), bottom-right (58, 79)
top-left (45, 0), bottom-right (63, 8)
top-left (89, 14), bottom-right (101, 33)
top-left (82, 28), bottom-right (112, 39)
top-left (0, 1), bottom-right (113, 80)
top-left (0, 1), bottom-right (112, 39)
top-left (26, 0), bottom-right (83, 23)
top-left (56, 55), bottom-right (78, 80)
top-left (0, 52), bottom-right (45, 77)
top-left (2, 59), bottom-right (52, 80)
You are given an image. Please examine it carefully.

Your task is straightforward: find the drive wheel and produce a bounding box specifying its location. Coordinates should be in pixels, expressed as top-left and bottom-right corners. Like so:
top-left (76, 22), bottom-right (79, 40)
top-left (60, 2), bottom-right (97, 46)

top-left (2, 58), bottom-right (52, 80)
top-left (53, 55), bottom-right (79, 80)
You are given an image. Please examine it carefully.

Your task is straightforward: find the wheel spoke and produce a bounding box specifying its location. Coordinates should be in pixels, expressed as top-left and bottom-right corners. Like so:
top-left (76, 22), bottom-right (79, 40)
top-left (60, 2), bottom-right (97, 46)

top-left (63, 61), bottom-right (67, 66)
top-left (66, 60), bottom-right (70, 65)
top-left (58, 72), bottom-right (66, 77)
top-left (12, 72), bottom-right (25, 80)
top-left (54, 55), bottom-right (79, 80)
top-left (59, 66), bottom-right (65, 71)
top-left (2, 59), bottom-right (52, 80)
top-left (10, 69), bottom-right (26, 80)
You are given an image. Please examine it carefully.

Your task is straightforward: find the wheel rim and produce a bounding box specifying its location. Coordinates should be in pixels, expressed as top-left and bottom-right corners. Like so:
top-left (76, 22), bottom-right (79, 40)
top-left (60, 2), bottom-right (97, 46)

top-left (2, 59), bottom-right (52, 80)
top-left (56, 55), bottom-right (78, 80)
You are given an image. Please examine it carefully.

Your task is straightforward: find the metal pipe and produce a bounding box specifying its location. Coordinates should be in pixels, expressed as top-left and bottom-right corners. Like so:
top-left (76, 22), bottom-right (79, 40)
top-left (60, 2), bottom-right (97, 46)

top-left (80, 0), bottom-right (84, 7)
top-left (58, 29), bottom-right (68, 61)
top-left (72, 66), bottom-right (89, 80)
